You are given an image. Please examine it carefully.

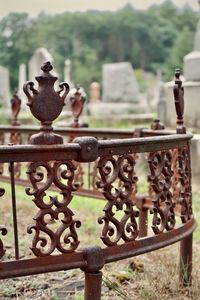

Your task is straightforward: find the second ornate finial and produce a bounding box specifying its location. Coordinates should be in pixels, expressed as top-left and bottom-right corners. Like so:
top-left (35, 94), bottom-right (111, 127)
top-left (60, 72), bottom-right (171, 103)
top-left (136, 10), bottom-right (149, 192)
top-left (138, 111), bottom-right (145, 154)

top-left (173, 69), bottom-right (186, 134)
top-left (69, 86), bottom-right (86, 128)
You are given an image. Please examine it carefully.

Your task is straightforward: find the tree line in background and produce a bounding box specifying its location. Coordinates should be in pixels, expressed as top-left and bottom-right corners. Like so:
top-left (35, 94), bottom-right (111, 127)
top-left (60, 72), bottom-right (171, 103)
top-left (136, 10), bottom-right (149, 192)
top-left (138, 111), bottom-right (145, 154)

top-left (0, 0), bottom-right (198, 92)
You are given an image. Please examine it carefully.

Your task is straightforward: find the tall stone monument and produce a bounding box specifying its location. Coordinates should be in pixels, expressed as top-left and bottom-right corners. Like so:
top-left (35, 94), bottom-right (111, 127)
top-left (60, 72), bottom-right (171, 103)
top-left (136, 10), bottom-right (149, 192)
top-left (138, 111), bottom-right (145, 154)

top-left (88, 62), bottom-right (146, 116)
top-left (64, 59), bottom-right (74, 88)
top-left (0, 66), bottom-right (10, 105)
top-left (102, 62), bottom-right (139, 103)
top-left (29, 48), bottom-right (58, 83)
top-left (18, 64), bottom-right (27, 109)
top-left (184, 19), bottom-right (200, 82)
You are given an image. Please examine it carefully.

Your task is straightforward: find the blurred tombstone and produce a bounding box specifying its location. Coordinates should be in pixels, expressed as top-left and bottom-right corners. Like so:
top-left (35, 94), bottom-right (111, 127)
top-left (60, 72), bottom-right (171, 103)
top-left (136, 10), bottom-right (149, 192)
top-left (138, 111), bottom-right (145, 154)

top-left (89, 81), bottom-right (101, 103)
top-left (184, 21), bottom-right (200, 81)
top-left (64, 59), bottom-right (74, 88)
top-left (88, 62), bottom-right (147, 116)
top-left (157, 83), bottom-right (167, 124)
top-left (150, 70), bottom-right (162, 110)
top-left (102, 62), bottom-right (139, 103)
top-left (0, 65), bottom-right (10, 106)
top-left (161, 8), bottom-right (200, 129)
top-left (28, 48), bottom-right (58, 83)
top-left (18, 64), bottom-right (27, 109)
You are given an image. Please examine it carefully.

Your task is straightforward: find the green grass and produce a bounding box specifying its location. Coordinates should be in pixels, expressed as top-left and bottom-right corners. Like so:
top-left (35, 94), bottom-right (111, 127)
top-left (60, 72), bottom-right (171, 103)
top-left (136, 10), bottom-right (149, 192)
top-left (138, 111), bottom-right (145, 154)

top-left (0, 179), bottom-right (199, 255)
top-left (0, 180), bottom-right (199, 299)
top-left (192, 192), bottom-right (200, 241)
top-left (88, 118), bottom-right (151, 129)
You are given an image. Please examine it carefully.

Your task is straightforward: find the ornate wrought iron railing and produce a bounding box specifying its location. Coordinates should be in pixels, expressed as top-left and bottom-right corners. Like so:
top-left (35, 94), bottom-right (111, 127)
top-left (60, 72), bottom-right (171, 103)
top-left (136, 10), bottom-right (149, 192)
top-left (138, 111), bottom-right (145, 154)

top-left (0, 63), bottom-right (195, 300)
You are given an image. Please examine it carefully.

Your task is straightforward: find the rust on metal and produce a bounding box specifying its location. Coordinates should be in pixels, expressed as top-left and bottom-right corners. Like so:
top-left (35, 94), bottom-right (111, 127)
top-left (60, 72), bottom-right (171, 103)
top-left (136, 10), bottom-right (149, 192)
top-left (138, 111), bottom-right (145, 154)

top-left (0, 62), bottom-right (195, 299)
top-left (151, 118), bottom-right (165, 130)
top-left (148, 150), bottom-right (175, 234)
top-left (10, 90), bottom-right (21, 127)
top-left (23, 61), bottom-right (69, 145)
top-left (10, 91), bottom-right (22, 178)
top-left (26, 160), bottom-right (81, 256)
top-left (70, 86), bottom-right (86, 129)
top-left (0, 181), bottom-right (7, 259)
top-left (173, 69), bottom-right (186, 134)
top-left (97, 154), bottom-right (139, 246)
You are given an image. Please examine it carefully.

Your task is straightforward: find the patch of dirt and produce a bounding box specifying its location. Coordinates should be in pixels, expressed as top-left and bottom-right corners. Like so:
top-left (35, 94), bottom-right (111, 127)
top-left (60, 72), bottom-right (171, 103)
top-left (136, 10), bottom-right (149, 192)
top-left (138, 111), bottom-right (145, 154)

top-left (0, 243), bottom-right (200, 299)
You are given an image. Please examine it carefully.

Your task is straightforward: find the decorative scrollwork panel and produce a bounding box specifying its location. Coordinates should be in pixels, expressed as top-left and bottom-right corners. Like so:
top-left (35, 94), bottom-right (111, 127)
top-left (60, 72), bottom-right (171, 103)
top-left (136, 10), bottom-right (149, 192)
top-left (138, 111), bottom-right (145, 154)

top-left (148, 150), bottom-right (176, 234)
top-left (97, 154), bottom-right (139, 246)
top-left (176, 145), bottom-right (192, 223)
top-left (26, 161), bottom-right (81, 257)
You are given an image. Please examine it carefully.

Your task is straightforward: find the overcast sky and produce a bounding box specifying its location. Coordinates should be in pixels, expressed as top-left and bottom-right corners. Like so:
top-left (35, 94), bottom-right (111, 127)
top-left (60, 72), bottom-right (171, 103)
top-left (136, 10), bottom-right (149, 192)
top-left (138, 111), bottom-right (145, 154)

top-left (0, 0), bottom-right (199, 19)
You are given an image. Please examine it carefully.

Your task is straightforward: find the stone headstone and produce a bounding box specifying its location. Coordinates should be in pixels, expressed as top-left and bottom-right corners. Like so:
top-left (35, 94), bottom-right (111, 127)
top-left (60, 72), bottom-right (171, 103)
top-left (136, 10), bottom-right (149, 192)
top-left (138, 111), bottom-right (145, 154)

top-left (102, 62), bottom-right (139, 103)
top-left (184, 16), bottom-right (200, 81)
top-left (0, 65), bottom-right (10, 105)
top-left (194, 19), bottom-right (200, 52)
top-left (18, 64), bottom-right (27, 109)
top-left (184, 51), bottom-right (200, 81)
top-left (28, 48), bottom-right (58, 82)
top-left (64, 59), bottom-right (74, 88)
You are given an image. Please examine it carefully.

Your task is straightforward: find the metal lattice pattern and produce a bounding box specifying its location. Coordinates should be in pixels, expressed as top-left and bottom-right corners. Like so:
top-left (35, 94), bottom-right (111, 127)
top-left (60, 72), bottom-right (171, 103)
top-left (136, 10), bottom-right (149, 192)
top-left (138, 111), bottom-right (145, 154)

top-left (97, 154), bottom-right (139, 246)
top-left (26, 161), bottom-right (81, 257)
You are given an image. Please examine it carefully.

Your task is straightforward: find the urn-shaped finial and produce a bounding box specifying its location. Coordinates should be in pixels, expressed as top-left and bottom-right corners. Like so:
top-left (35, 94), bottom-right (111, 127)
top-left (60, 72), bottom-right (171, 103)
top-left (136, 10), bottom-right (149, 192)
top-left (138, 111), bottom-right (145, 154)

top-left (23, 61), bottom-right (69, 144)
top-left (173, 69), bottom-right (186, 134)
top-left (10, 90), bottom-right (21, 126)
top-left (69, 86), bottom-right (86, 128)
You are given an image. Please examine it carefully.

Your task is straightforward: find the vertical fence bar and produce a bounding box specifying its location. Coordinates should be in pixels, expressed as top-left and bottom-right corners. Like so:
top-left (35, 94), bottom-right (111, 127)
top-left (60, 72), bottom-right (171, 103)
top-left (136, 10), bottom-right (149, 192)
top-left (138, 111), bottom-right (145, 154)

top-left (138, 208), bottom-right (148, 238)
top-left (9, 162), bottom-right (19, 260)
top-left (84, 271), bottom-right (102, 300)
top-left (88, 163), bottom-right (91, 190)
top-left (179, 233), bottom-right (193, 286)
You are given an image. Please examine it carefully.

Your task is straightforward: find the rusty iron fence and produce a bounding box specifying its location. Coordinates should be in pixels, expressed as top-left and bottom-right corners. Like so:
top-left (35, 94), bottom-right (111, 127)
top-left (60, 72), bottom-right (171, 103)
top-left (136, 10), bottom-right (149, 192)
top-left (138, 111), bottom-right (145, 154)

top-left (0, 63), bottom-right (196, 300)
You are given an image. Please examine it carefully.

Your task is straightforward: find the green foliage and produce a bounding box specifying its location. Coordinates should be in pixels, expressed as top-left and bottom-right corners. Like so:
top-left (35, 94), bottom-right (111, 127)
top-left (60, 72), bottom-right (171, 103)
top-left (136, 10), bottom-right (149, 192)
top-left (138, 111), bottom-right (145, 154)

top-left (0, 1), bottom-right (198, 92)
top-left (164, 26), bottom-right (194, 80)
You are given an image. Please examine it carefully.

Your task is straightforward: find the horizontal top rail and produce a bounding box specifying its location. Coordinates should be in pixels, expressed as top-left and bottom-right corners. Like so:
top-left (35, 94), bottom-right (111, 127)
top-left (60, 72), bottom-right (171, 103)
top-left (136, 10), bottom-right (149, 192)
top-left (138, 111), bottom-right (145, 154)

top-left (98, 133), bottom-right (192, 155)
top-left (0, 133), bottom-right (192, 163)
top-left (0, 125), bottom-right (175, 138)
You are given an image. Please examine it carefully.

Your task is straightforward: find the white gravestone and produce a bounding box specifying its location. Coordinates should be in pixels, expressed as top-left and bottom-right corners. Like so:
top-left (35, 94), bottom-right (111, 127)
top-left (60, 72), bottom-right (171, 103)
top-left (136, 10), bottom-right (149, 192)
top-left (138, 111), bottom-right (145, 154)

top-left (0, 65), bottom-right (10, 105)
top-left (18, 64), bottom-right (27, 109)
top-left (28, 48), bottom-right (58, 83)
top-left (102, 62), bottom-right (139, 103)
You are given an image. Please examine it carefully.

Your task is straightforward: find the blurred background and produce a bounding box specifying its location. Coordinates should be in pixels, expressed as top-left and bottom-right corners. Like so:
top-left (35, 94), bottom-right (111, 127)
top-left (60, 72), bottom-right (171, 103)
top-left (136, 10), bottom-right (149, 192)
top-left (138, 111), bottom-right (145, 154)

top-left (0, 0), bottom-right (198, 93)
top-left (1, 0), bottom-right (200, 133)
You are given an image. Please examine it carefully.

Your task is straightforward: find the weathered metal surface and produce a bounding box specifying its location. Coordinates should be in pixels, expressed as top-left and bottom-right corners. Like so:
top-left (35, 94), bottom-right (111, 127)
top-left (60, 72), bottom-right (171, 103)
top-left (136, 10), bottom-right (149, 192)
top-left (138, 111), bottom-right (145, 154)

top-left (150, 118), bottom-right (165, 130)
top-left (0, 180), bottom-right (7, 259)
top-left (84, 271), bottom-right (102, 300)
top-left (0, 63), bottom-right (195, 299)
top-left (10, 92), bottom-right (22, 178)
top-left (9, 162), bottom-right (19, 259)
top-left (23, 61), bottom-right (69, 145)
top-left (173, 69), bottom-right (186, 134)
top-left (10, 91), bottom-right (21, 127)
top-left (180, 233), bottom-right (193, 286)
top-left (97, 154), bottom-right (139, 246)
top-left (0, 252), bottom-right (86, 279)
top-left (69, 86), bottom-right (86, 130)
top-left (103, 218), bottom-right (196, 264)
top-left (148, 150), bottom-right (176, 234)
top-left (26, 160), bottom-right (81, 256)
